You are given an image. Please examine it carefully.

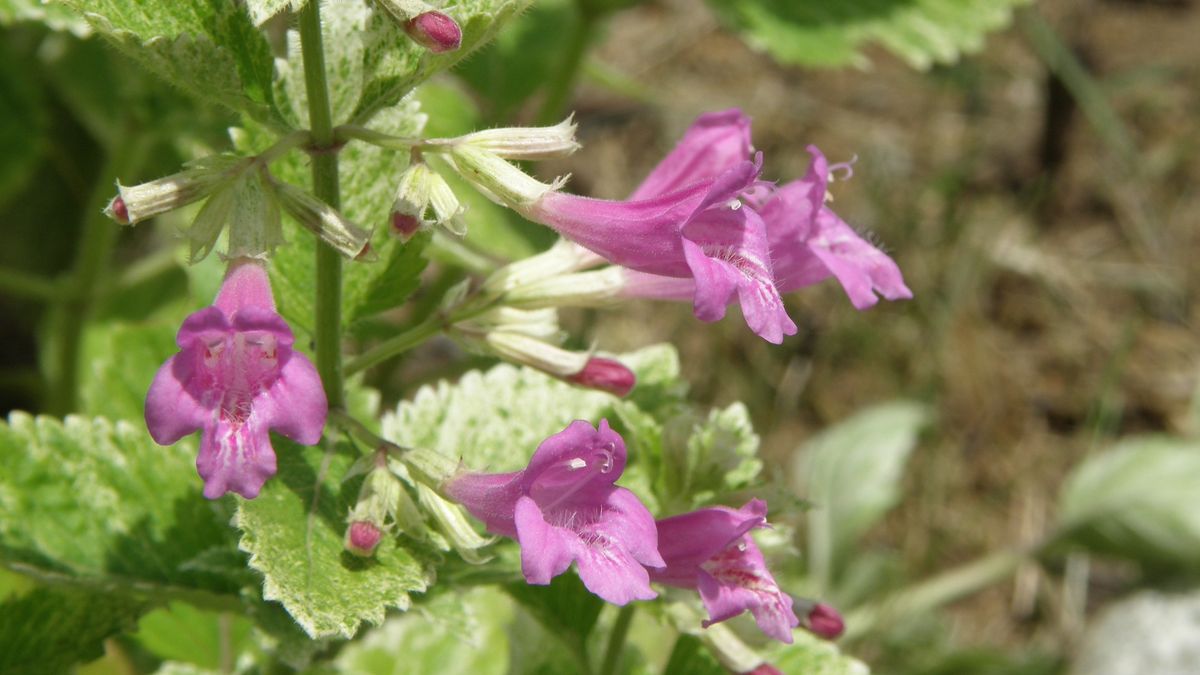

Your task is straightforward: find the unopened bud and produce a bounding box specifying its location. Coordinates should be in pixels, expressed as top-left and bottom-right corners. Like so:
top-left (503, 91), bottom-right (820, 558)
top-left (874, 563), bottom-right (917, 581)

top-left (447, 117), bottom-right (579, 160)
top-left (501, 266), bottom-right (626, 309)
top-left (390, 162), bottom-right (465, 241)
top-left (797, 599), bottom-right (844, 640)
top-left (567, 357), bottom-right (636, 397)
top-left (109, 196), bottom-right (130, 224)
top-left (483, 330), bottom-right (587, 378)
top-left (345, 521), bottom-right (383, 557)
top-left (374, 0), bottom-right (462, 53)
top-left (275, 180), bottom-right (373, 259)
top-left (105, 154), bottom-right (246, 225)
top-left (406, 11), bottom-right (461, 52)
top-left (483, 238), bottom-right (606, 295)
top-left (445, 145), bottom-right (565, 209)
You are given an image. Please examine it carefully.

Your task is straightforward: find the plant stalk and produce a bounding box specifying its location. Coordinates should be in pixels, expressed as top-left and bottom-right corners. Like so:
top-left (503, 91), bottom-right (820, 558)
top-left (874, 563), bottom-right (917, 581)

top-left (599, 604), bottom-right (635, 675)
top-left (298, 0), bottom-right (346, 409)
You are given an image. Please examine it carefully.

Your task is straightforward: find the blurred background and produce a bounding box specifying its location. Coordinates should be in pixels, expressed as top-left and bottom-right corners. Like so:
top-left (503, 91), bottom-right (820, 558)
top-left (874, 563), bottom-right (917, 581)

top-left (2, 0), bottom-right (1199, 672)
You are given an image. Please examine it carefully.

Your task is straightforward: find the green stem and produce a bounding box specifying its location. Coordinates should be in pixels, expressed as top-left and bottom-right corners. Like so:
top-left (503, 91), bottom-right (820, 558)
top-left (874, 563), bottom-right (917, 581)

top-left (537, 7), bottom-right (597, 125)
top-left (599, 605), bottom-right (635, 675)
top-left (48, 139), bottom-right (147, 415)
top-left (0, 267), bottom-right (58, 301)
top-left (298, 1), bottom-right (346, 410)
top-left (842, 549), bottom-right (1027, 641)
top-left (344, 313), bottom-right (442, 375)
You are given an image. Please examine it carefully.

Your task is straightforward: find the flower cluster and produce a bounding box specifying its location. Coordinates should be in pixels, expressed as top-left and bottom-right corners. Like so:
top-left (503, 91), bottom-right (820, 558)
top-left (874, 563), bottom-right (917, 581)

top-left (447, 420), bottom-right (824, 643)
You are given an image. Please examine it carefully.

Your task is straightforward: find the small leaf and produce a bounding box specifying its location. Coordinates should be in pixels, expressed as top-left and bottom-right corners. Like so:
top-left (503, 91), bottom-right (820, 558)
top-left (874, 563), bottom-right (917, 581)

top-left (60, 0), bottom-right (285, 128)
top-left (708, 0), bottom-right (1031, 70)
top-left (235, 437), bottom-right (436, 639)
top-left (793, 401), bottom-right (930, 592)
top-left (1057, 436), bottom-right (1200, 570)
top-left (0, 587), bottom-right (147, 675)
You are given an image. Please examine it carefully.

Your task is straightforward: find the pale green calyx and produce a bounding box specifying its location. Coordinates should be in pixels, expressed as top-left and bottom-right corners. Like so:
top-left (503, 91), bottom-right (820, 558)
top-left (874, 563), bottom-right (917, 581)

top-left (274, 179), bottom-right (374, 260)
top-left (414, 482), bottom-right (492, 564)
top-left (391, 161), bottom-right (466, 240)
top-left (482, 238), bottom-right (605, 295)
top-left (483, 330), bottom-right (589, 378)
top-left (503, 266), bottom-right (628, 309)
top-left (186, 170), bottom-right (284, 263)
top-left (443, 116), bottom-right (580, 160)
top-left (105, 154), bottom-right (247, 225)
top-left (445, 145), bottom-right (566, 209)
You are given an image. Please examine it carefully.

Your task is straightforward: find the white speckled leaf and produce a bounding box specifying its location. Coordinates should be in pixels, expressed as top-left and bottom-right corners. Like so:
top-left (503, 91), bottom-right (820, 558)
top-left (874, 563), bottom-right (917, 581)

top-left (60, 0), bottom-right (285, 129)
top-left (235, 437), bottom-right (435, 639)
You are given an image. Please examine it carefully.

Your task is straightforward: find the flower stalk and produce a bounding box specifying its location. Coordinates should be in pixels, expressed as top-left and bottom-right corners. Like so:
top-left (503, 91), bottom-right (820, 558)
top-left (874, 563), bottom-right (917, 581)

top-left (298, 0), bottom-right (346, 409)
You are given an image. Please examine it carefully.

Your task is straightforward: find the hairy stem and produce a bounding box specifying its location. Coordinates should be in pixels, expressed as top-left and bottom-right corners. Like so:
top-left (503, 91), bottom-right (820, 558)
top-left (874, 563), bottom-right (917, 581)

top-left (344, 313), bottom-right (442, 376)
top-left (298, 1), bottom-right (346, 409)
top-left (0, 267), bottom-right (58, 301)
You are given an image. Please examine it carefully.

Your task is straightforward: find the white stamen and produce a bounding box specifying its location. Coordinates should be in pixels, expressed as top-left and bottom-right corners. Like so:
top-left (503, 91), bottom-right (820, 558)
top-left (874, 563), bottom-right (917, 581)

top-left (566, 457), bottom-right (588, 471)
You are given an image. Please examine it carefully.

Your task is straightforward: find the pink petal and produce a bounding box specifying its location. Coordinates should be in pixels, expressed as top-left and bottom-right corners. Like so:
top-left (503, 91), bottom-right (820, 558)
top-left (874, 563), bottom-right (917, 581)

top-left (256, 350), bottom-right (327, 444)
top-left (697, 568), bottom-right (797, 643)
top-left (807, 210), bottom-right (913, 309)
top-left (631, 109), bottom-right (753, 201)
top-left (444, 470), bottom-right (524, 539)
top-left (196, 416), bottom-right (278, 499)
top-left (514, 495), bottom-right (577, 585)
top-left (144, 354), bottom-right (209, 445)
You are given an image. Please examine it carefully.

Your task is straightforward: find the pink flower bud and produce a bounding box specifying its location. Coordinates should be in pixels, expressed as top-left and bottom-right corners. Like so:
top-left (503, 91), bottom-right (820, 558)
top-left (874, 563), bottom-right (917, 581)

top-left (346, 521), bottom-right (383, 557)
top-left (803, 602), bottom-right (844, 640)
top-left (567, 357), bottom-right (636, 397)
top-left (108, 196), bottom-right (130, 224)
top-left (405, 11), bottom-right (461, 53)
top-left (390, 212), bottom-right (423, 242)
top-left (742, 665), bottom-right (784, 675)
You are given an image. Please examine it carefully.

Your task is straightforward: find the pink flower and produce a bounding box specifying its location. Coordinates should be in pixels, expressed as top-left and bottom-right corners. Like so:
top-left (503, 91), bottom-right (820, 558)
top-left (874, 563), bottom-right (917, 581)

top-left (760, 146), bottom-right (912, 309)
top-left (523, 110), bottom-right (797, 344)
top-left (144, 258), bottom-right (327, 499)
top-left (651, 499), bottom-right (799, 643)
top-left (445, 420), bottom-right (664, 605)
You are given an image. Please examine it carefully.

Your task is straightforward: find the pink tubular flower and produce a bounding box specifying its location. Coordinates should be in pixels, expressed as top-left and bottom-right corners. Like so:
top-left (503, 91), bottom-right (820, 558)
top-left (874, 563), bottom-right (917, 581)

top-left (144, 258), bottom-right (327, 499)
top-left (445, 420), bottom-right (664, 605)
top-left (523, 110), bottom-right (797, 344)
top-left (759, 146), bottom-right (912, 309)
top-left (651, 499), bottom-right (799, 643)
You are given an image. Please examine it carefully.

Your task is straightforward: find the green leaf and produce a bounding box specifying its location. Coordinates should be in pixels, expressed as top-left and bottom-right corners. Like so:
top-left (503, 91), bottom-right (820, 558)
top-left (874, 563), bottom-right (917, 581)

top-left (1057, 436), bottom-right (1200, 570)
top-left (0, 413), bottom-right (241, 599)
top-left (60, 0), bottom-right (285, 128)
top-left (235, 437), bottom-right (436, 639)
top-left (794, 401), bottom-right (930, 592)
top-left (660, 403), bottom-right (762, 510)
top-left (334, 588), bottom-right (513, 675)
top-left (352, 0), bottom-right (532, 125)
top-left (380, 360), bottom-right (629, 472)
top-left (504, 573), bottom-right (603, 658)
top-left (0, 587), bottom-right (147, 675)
top-left (708, 0), bottom-right (1031, 70)
top-left (0, 0), bottom-right (91, 34)
top-left (133, 601), bottom-right (253, 669)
